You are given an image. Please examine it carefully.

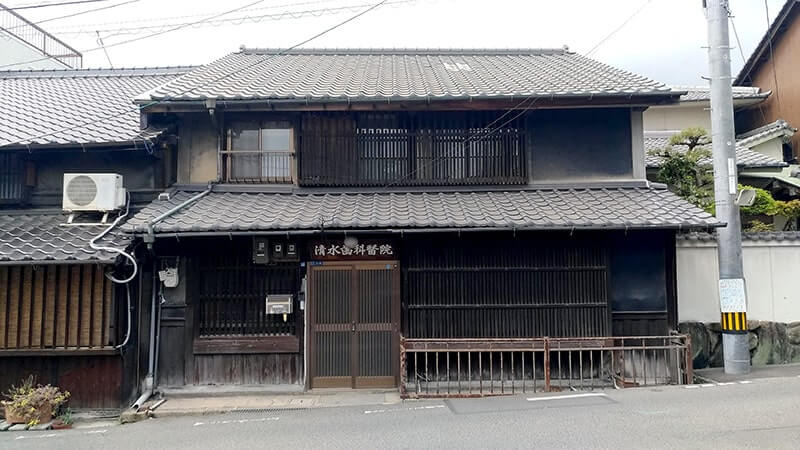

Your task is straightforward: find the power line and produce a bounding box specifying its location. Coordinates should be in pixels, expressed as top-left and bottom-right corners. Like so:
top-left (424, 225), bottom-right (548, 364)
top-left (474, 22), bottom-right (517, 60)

top-left (586, 0), bottom-right (653, 57)
top-left (0, 0), bottom-right (268, 69)
top-left (763, 0), bottom-right (783, 116)
top-left (2, 0), bottom-right (113, 11)
top-left (1, 0), bottom-right (391, 146)
top-left (52, 0), bottom-right (414, 37)
top-left (13, 0), bottom-right (139, 29)
top-left (729, 12), bottom-right (768, 125)
top-left (46, 0), bottom-right (339, 32)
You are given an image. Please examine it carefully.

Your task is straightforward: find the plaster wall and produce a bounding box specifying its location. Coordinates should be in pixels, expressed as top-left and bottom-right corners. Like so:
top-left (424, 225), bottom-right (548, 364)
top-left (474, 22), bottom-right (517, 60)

top-left (677, 240), bottom-right (800, 322)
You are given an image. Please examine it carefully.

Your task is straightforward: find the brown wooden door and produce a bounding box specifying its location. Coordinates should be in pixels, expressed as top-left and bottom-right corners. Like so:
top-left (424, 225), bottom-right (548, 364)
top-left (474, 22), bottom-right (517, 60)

top-left (308, 261), bottom-right (400, 388)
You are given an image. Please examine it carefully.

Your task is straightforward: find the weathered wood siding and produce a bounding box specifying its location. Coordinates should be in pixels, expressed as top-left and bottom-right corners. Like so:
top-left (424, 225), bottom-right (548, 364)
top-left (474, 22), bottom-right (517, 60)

top-left (402, 233), bottom-right (612, 339)
top-left (191, 354), bottom-right (302, 385)
top-left (0, 265), bottom-right (115, 350)
top-left (0, 355), bottom-right (123, 409)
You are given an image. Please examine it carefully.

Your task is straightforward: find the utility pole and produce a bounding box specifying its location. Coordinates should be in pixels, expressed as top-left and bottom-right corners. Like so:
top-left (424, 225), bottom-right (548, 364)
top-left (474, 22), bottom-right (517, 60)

top-left (704, 0), bottom-right (750, 374)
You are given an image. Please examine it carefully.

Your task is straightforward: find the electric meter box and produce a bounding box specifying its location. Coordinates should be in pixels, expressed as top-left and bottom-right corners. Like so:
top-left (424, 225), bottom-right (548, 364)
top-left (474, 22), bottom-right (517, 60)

top-left (266, 294), bottom-right (293, 315)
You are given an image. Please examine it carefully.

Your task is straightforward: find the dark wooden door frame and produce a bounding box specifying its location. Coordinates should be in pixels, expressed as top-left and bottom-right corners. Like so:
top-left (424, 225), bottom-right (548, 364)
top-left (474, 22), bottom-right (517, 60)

top-left (307, 261), bottom-right (400, 389)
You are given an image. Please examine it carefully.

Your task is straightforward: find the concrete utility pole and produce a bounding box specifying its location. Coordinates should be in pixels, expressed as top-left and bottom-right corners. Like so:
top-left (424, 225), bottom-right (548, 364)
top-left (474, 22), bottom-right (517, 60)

top-left (704, 0), bottom-right (750, 374)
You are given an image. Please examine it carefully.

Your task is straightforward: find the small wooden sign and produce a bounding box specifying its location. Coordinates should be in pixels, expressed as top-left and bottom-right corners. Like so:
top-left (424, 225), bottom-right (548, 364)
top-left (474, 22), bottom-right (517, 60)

top-left (310, 240), bottom-right (396, 260)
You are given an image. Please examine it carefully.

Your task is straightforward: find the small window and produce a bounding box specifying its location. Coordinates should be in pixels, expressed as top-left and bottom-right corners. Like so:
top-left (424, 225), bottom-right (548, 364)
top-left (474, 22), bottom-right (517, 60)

top-left (226, 121), bottom-right (294, 183)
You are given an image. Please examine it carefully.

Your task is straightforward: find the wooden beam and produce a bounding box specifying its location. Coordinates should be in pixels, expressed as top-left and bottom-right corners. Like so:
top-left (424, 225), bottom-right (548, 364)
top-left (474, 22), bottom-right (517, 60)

top-left (193, 335), bottom-right (300, 354)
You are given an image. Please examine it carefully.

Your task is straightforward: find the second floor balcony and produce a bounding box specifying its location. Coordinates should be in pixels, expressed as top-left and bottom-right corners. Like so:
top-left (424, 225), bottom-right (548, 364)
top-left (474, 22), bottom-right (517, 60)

top-left (222, 112), bottom-right (527, 187)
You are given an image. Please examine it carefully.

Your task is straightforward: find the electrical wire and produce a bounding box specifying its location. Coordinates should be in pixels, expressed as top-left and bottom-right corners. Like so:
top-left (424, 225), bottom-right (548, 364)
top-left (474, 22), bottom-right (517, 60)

top-left (89, 191), bottom-right (138, 284)
top-left (0, 0), bottom-right (268, 69)
top-left (0, 0), bottom-right (392, 146)
top-left (586, 0), bottom-right (653, 57)
top-left (53, 0), bottom-right (415, 38)
top-left (114, 283), bottom-right (133, 349)
top-left (763, 0), bottom-right (783, 116)
top-left (46, 0), bottom-right (340, 32)
top-left (2, 0), bottom-right (113, 11)
top-left (3, 0), bottom-right (139, 30)
top-left (729, 12), bottom-right (768, 125)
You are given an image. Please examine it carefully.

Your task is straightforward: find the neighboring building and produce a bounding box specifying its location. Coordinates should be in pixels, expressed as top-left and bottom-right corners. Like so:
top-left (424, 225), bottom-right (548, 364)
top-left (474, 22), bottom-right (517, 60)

top-left (0, 4), bottom-right (82, 70)
top-left (0, 66), bottom-right (189, 408)
top-left (121, 48), bottom-right (717, 392)
top-left (735, 0), bottom-right (800, 153)
top-left (643, 85), bottom-right (769, 132)
top-left (644, 85), bottom-right (800, 199)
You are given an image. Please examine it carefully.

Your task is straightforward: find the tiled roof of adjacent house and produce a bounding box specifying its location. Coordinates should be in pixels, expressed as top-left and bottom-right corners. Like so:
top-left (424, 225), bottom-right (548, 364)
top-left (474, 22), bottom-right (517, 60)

top-left (137, 48), bottom-right (674, 104)
top-left (0, 67), bottom-right (191, 148)
top-left (0, 212), bottom-right (131, 264)
top-left (670, 85), bottom-right (769, 102)
top-left (677, 231), bottom-right (800, 243)
top-left (736, 119), bottom-right (797, 148)
top-left (644, 131), bottom-right (787, 169)
top-left (123, 186), bottom-right (720, 235)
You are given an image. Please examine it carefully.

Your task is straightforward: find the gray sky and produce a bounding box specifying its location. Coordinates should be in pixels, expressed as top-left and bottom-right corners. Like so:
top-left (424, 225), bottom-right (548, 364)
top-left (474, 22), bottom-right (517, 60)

top-left (6, 0), bottom-right (787, 85)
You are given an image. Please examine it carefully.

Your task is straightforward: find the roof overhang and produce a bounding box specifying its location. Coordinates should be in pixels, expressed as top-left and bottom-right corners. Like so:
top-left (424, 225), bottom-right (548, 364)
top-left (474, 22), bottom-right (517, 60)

top-left (138, 92), bottom-right (683, 113)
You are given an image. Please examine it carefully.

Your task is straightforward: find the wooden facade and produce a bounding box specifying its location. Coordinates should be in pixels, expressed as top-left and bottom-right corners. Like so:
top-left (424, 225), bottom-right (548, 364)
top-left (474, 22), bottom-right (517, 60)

top-left (0, 264), bottom-right (129, 408)
top-left (153, 230), bottom-right (677, 389)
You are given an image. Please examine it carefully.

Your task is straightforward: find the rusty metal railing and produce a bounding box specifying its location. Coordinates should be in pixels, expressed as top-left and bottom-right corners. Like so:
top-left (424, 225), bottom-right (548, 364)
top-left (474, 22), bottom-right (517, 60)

top-left (400, 335), bottom-right (692, 398)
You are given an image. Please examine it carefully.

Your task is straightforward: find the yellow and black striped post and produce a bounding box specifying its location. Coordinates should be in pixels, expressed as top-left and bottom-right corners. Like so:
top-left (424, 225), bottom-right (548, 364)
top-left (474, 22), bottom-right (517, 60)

top-left (721, 312), bottom-right (748, 333)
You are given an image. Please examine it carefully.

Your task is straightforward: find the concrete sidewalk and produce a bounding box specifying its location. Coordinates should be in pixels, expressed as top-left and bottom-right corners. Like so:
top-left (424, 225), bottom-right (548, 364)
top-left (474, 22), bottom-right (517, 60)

top-left (695, 362), bottom-right (800, 383)
top-left (140, 389), bottom-right (402, 418)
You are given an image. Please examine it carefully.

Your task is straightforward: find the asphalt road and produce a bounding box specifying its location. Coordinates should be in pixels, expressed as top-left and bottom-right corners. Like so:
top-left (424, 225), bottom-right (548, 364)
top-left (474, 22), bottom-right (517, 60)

top-left (3, 376), bottom-right (800, 449)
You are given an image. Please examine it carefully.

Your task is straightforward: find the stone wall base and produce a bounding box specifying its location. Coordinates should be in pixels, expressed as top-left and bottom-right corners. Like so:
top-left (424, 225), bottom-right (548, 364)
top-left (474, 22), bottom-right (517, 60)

top-left (679, 321), bottom-right (800, 369)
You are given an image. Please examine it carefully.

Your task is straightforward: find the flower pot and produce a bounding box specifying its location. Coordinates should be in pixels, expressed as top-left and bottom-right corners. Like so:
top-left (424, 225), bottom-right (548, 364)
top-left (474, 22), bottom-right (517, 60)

top-left (51, 419), bottom-right (72, 430)
top-left (4, 404), bottom-right (52, 425)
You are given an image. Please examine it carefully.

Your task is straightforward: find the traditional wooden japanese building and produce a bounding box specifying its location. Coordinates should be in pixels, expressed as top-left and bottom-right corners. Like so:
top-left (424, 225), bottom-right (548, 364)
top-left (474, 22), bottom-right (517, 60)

top-left (119, 48), bottom-right (719, 392)
top-left (0, 67), bottom-right (189, 408)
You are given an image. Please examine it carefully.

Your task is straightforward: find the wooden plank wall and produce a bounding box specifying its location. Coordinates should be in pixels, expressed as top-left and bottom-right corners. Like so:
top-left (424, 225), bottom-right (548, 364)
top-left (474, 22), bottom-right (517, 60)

top-left (192, 353), bottom-right (302, 385)
top-left (0, 265), bottom-right (114, 350)
top-left (0, 355), bottom-right (122, 409)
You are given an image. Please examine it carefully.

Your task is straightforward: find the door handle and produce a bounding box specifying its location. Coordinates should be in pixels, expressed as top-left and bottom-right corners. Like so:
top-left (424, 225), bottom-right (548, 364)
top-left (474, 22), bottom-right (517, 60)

top-left (351, 322), bottom-right (356, 332)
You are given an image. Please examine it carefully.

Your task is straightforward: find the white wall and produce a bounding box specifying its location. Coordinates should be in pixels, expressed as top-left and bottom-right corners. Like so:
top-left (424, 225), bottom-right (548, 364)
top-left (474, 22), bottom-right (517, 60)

top-left (643, 105), bottom-right (711, 132)
top-left (677, 238), bottom-right (800, 323)
top-left (750, 139), bottom-right (785, 162)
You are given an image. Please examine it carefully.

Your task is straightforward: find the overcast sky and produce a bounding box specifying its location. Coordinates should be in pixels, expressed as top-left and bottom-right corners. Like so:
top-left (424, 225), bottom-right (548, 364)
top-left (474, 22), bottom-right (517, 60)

top-left (5, 0), bottom-right (787, 85)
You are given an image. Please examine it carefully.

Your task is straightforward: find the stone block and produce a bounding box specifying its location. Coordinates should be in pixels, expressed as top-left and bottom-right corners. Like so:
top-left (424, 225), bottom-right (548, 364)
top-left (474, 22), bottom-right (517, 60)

top-left (9, 424), bottom-right (29, 431)
top-left (0, 421), bottom-right (11, 431)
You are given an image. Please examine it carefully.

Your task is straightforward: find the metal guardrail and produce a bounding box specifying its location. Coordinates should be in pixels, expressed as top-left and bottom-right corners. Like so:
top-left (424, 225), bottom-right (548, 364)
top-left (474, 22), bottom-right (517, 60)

top-left (400, 335), bottom-right (693, 398)
top-left (0, 3), bottom-right (82, 69)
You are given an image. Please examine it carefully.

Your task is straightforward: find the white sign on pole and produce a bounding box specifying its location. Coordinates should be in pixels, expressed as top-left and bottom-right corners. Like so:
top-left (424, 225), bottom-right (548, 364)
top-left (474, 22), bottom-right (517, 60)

top-left (719, 278), bottom-right (747, 313)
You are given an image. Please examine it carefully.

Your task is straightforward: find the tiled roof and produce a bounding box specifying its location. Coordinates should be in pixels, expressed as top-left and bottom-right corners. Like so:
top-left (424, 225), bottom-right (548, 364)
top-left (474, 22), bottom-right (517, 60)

top-left (678, 231), bottom-right (800, 243)
top-left (123, 187), bottom-right (719, 235)
top-left (0, 213), bottom-right (131, 264)
top-left (138, 48), bottom-right (674, 103)
top-left (644, 132), bottom-right (787, 169)
top-left (670, 85), bottom-right (768, 102)
top-left (0, 67), bottom-right (191, 148)
top-left (736, 119), bottom-right (797, 148)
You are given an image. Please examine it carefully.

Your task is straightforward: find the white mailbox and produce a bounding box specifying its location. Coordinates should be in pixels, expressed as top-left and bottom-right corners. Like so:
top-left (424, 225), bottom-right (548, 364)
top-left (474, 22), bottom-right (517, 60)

top-left (266, 294), bottom-right (293, 316)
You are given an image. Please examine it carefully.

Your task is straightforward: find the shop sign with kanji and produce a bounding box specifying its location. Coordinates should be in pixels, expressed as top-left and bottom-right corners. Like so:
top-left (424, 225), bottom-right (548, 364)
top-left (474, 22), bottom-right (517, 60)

top-left (310, 240), bottom-right (396, 260)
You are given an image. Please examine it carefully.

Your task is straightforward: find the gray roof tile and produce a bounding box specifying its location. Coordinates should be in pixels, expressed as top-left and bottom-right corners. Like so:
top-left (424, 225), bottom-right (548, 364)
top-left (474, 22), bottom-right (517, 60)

top-left (139, 48), bottom-right (673, 103)
top-left (678, 231), bottom-right (800, 242)
top-left (670, 85), bottom-right (769, 102)
top-left (0, 213), bottom-right (131, 263)
top-left (644, 132), bottom-right (787, 169)
top-left (123, 187), bottom-right (719, 234)
top-left (0, 67), bottom-right (191, 147)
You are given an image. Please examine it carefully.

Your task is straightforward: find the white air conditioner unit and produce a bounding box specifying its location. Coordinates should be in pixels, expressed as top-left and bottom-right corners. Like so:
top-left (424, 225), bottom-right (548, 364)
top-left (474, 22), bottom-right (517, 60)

top-left (62, 173), bottom-right (126, 212)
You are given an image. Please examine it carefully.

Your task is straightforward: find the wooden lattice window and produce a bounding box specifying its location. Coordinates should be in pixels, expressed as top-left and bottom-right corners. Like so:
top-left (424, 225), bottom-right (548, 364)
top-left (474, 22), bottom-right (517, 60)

top-left (0, 265), bottom-right (115, 351)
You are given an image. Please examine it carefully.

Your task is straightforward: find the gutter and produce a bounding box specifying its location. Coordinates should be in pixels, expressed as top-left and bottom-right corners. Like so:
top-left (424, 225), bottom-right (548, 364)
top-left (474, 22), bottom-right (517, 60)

top-left (144, 182), bottom-right (215, 245)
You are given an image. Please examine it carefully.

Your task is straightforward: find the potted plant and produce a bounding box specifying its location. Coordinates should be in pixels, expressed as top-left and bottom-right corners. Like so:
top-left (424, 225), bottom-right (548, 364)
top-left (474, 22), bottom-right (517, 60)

top-left (52, 407), bottom-right (73, 430)
top-left (1, 376), bottom-right (70, 426)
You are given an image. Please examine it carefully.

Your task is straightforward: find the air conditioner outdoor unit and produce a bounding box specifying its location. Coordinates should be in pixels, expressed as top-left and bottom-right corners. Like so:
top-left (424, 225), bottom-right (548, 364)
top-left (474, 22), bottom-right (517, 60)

top-left (62, 173), bottom-right (126, 212)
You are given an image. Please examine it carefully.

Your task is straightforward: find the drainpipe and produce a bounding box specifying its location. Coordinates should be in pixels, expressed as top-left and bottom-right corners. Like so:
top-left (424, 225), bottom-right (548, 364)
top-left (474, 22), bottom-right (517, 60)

top-left (144, 182), bottom-right (215, 245)
top-left (131, 259), bottom-right (159, 410)
top-left (133, 182), bottom-right (214, 410)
